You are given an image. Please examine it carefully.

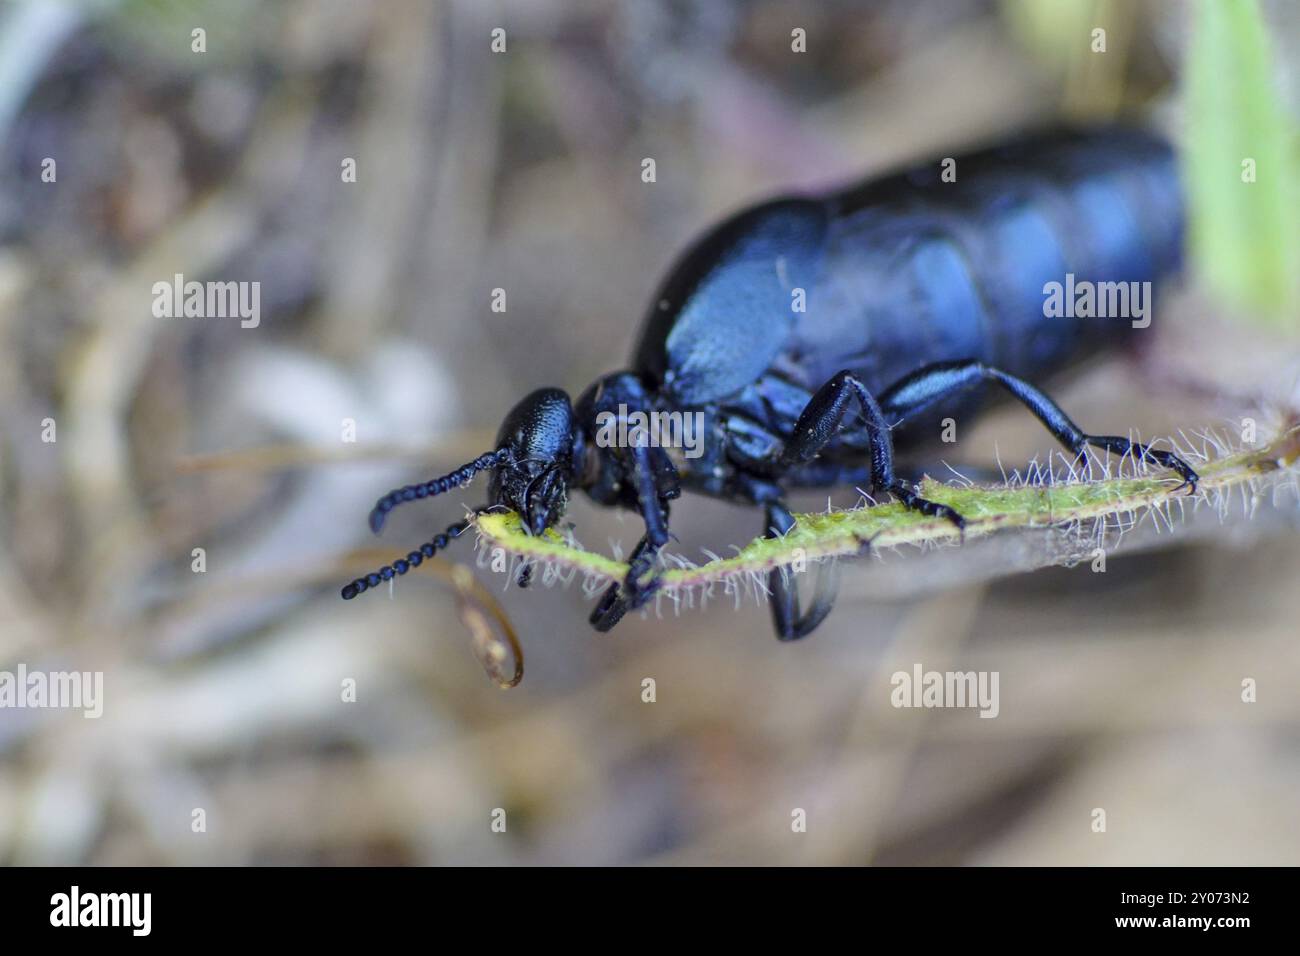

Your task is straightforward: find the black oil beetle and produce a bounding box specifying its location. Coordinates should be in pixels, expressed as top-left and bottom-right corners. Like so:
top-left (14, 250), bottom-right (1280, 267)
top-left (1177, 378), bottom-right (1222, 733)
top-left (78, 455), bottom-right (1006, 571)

top-left (341, 127), bottom-right (1198, 640)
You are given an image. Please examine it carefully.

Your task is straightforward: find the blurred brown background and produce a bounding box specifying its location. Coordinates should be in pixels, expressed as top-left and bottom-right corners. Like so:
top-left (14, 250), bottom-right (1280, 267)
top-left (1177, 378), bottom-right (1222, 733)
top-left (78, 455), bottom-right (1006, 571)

top-left (1, 0), bottom-right (1298, 865)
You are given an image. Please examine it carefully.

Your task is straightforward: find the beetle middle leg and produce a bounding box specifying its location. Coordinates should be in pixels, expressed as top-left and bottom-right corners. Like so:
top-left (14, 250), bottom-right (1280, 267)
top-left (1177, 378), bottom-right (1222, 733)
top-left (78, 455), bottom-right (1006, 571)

top-left (780, 368), bottom-right (967, 527)
top-left (764, 499), bottom-right (842, 640)
top-left (877, 360), bottom-right (1199, 492)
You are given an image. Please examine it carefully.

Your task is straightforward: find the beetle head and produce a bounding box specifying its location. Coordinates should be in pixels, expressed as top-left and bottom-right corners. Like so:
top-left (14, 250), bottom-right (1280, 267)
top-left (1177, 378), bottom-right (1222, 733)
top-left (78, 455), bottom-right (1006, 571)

top-left (363, 389), bottom-right (582, 541)
top-left (490, 387), bottom-right (584, 535)
top-left (342, 388), bottom-right (587, 602)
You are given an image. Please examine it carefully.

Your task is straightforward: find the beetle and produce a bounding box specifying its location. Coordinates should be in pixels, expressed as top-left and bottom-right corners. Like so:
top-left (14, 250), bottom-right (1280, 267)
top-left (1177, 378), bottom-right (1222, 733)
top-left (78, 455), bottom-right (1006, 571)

top-left (340, 126), bottom-right (1199, 640)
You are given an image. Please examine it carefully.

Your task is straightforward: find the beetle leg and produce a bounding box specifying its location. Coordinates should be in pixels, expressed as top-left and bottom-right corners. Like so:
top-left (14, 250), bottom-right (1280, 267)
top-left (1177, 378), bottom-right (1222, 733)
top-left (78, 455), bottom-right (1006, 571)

top-left (781, 368), bottom-right (966, 528)
top-left (764, 500), bottom-right (840, 641)
top-left (1074, 435), bottom-right (1198, 493)
top-left (878, 360), bottom-right (1199, 494)
top-left (590, 533), bottom-right (661, 632)
top-left (589, 443), bottom-right (674, 632)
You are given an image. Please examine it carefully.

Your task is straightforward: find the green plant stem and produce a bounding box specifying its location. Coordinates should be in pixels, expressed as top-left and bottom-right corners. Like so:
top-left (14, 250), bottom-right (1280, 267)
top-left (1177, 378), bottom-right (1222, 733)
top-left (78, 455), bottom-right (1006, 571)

top-left (475, 429), bottom-right (1300, 589)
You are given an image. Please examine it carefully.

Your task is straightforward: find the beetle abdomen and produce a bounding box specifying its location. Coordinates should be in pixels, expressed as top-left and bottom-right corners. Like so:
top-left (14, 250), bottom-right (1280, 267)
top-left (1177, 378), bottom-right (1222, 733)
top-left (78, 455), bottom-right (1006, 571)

top-left (788, 127), bottom-right (1183, 394)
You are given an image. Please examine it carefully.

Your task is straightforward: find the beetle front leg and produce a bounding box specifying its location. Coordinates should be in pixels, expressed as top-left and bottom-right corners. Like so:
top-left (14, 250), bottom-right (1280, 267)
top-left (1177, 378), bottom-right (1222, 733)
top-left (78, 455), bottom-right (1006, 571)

top-left (782, 368), bottom-right (967, 528)
top-left (590, 526), bottom-right (670, 632)
top-left (590, 533), bottom-right (664, 632)
top-left (589, 444), bottom-right (674, 633)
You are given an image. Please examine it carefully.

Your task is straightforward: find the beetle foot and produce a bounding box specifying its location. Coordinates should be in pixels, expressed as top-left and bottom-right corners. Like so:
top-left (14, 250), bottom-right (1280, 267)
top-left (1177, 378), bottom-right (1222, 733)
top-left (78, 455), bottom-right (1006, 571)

top-left (590, 582), bottom-right (630, 632)
top-left (589, 556), bottom-right (664, 633)
top-left (1077, 436), bottom-right (1201, 496)
top-left (889, 480), bottom-right (967, 533)
top-left (623, 565), bottom-right (664, 610)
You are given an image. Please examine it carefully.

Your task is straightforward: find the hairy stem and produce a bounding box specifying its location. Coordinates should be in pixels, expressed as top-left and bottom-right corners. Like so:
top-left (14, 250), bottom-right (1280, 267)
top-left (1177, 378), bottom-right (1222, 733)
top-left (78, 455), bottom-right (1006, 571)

top-left (475, 427), bottom-right (1300, 590)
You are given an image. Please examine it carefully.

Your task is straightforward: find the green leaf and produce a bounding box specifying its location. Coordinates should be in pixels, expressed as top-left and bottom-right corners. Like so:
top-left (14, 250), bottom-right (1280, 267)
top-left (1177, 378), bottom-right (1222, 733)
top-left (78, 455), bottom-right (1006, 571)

top-left (1186, 0), bottom-right (1299, 322)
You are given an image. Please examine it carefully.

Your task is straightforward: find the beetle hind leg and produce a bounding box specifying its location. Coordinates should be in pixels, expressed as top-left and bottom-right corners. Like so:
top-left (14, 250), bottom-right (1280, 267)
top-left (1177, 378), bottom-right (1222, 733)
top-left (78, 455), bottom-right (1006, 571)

top-left (1075, 435), bottom-right (1198, 493)
top-left (878, 360), bottom-right (1199, 494)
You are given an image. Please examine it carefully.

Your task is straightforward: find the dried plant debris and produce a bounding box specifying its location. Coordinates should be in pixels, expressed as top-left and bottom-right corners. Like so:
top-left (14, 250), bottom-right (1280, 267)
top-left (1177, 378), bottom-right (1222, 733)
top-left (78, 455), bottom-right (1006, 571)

top-left (473, 423), bottom-right (1300, 613)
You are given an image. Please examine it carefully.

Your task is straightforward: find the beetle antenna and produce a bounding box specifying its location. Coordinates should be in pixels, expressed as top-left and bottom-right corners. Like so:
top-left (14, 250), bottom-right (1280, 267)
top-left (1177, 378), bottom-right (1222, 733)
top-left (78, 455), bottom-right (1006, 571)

top-left (340, 517), bottom-right (474, 600)
top-left (368, 450), bottom-right (508, 534)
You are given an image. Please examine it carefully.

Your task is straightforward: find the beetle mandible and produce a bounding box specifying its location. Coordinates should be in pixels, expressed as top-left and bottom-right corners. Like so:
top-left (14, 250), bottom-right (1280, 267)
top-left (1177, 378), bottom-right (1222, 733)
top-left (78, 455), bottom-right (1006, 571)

top-left (340, 126), bottom-right (1198, 640)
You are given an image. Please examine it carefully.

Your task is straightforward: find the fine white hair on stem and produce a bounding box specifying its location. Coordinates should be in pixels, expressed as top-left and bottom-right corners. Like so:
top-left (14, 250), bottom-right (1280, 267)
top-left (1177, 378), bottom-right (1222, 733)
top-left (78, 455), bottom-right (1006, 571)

top-left (471, 420), bottom-right (1300, 614)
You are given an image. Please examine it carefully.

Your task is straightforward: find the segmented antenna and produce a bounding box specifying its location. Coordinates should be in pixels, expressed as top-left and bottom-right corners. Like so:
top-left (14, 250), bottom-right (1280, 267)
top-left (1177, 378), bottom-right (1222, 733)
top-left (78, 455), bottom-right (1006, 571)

top-left (340, 518), bottom-right (473, 600)
top-left (368, 450), bottom-right (506, 533)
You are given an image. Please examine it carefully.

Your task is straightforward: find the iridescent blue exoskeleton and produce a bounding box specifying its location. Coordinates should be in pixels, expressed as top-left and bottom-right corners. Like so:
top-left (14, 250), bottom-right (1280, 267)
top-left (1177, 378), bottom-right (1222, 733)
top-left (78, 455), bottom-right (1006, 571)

top-left (341, 127), bottom-right (1198, 639)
